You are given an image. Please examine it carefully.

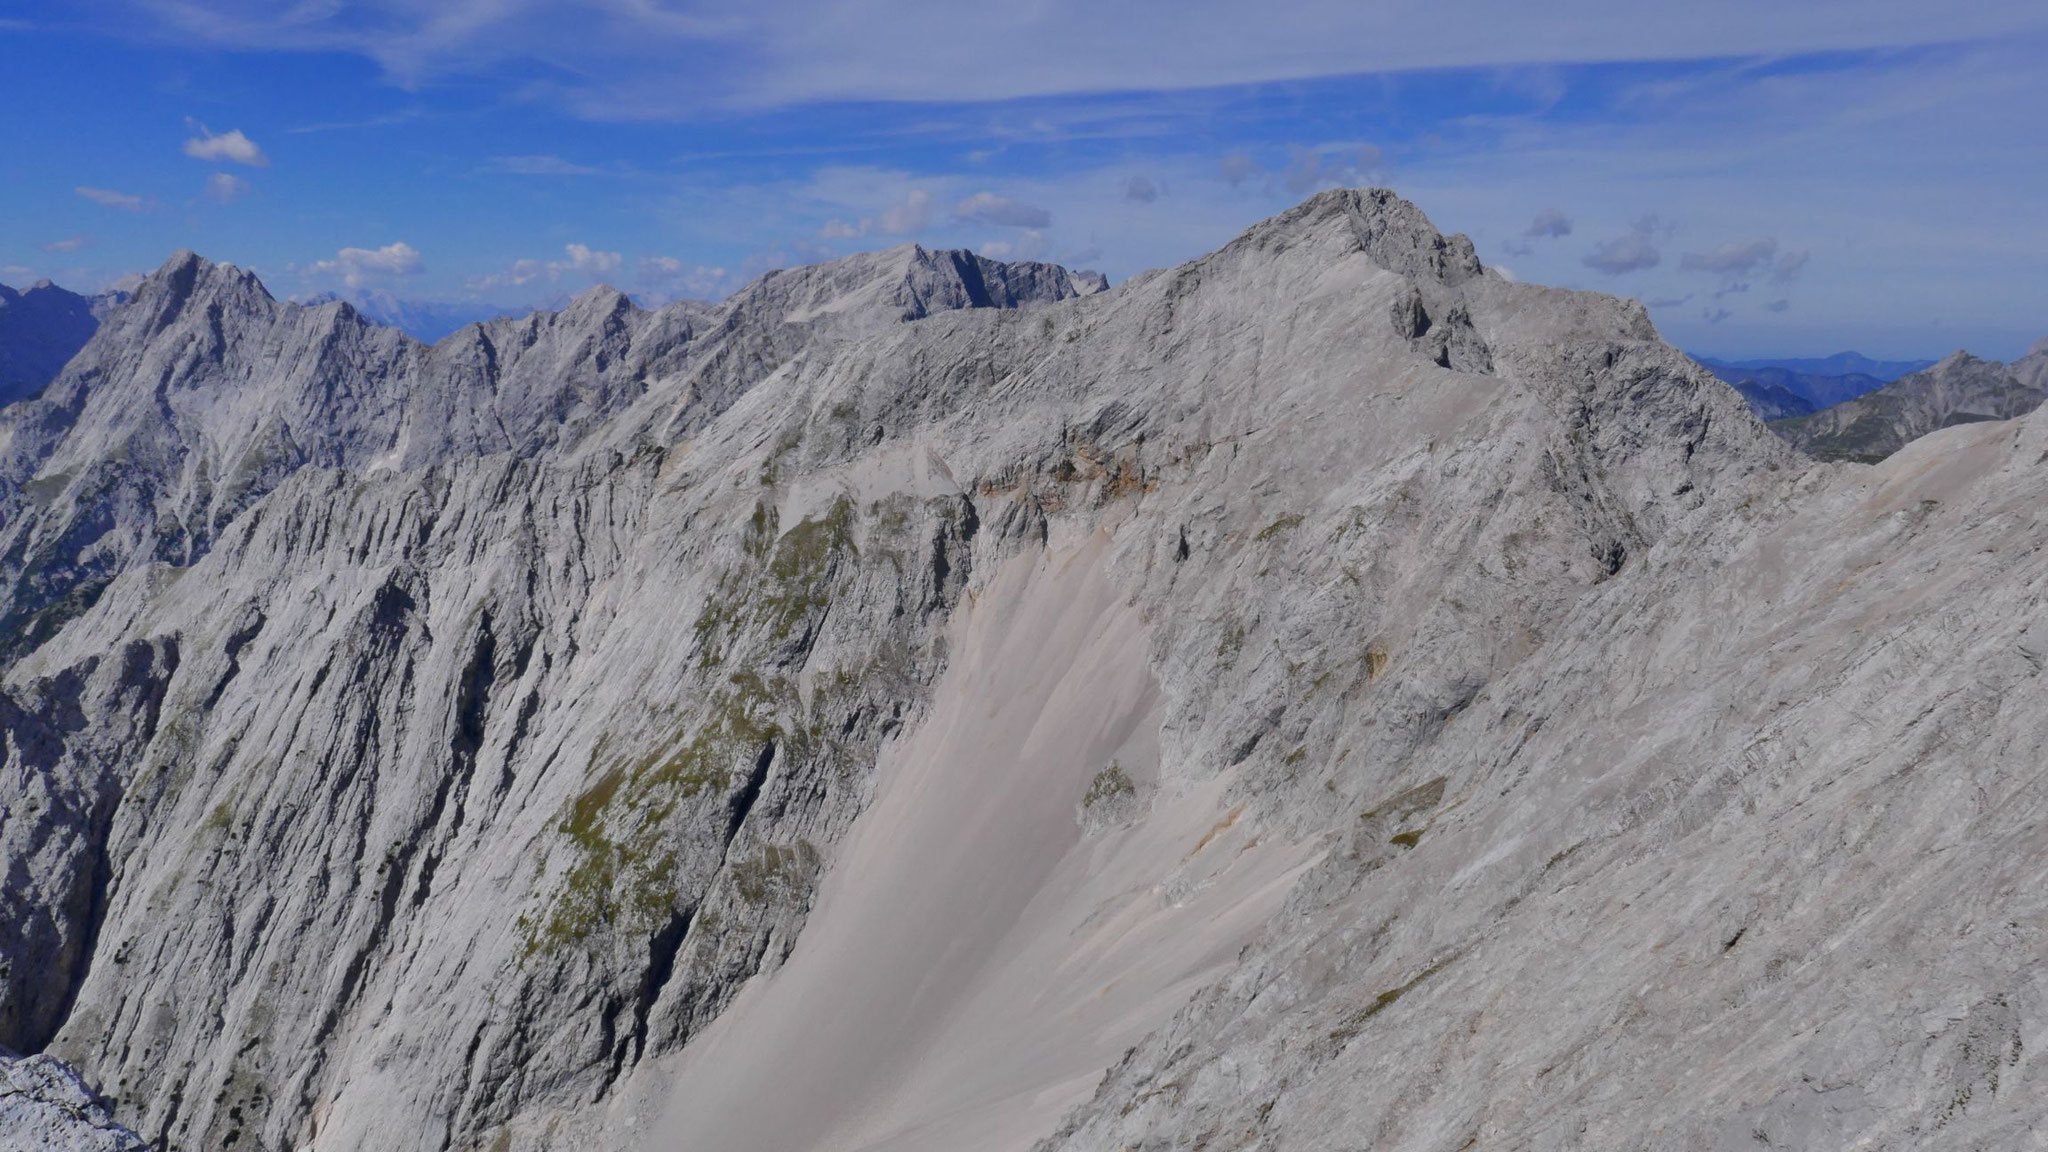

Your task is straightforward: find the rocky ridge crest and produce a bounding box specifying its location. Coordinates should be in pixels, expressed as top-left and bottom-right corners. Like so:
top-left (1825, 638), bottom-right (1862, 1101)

top-left (0, 188), bottom-right (2042, 1152)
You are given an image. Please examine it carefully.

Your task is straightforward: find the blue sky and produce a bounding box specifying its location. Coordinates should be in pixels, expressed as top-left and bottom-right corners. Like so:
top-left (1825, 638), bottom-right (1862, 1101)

top-left (3, 1), bottom-right (2044, 359)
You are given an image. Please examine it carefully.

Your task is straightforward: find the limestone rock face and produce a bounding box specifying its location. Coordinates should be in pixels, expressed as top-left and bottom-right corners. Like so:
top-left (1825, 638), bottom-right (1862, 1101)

top-left (1, 188), bottom-right (2043, 1152)
top-left (1774, 343), bottom-right (2048, 461)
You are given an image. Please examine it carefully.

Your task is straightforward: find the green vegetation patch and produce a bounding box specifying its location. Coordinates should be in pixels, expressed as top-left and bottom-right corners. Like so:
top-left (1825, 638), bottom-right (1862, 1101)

top-left (1083, 761), bottom-right (1137, 809)
top-left (1255, 512), bottom-right (1305, 542)
top-left (523, 670), bottom-right (789, 956)
top-left (526, 496), bottom-right (867, 957)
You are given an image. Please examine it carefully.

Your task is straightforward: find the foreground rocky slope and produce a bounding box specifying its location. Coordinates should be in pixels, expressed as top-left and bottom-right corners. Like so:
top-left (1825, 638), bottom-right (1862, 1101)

top-left (1, 189), bottom-right (2043, 1152)
top-left (1774, 341), bottom-right (2048, 461)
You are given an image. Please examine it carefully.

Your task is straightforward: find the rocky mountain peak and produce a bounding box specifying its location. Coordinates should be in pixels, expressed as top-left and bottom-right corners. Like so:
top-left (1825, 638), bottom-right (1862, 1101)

top-left (7, 188), bottom-right (2043, 1152)
top-left (1231, 186), bottom-right (1485, 286)
top-left (120, 250), bottom-right (279, 348)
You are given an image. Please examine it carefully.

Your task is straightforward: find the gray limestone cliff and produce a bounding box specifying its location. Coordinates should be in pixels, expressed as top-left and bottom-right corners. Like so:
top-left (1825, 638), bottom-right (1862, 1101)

top-left (1, 189), bottom-right (2043, 1152)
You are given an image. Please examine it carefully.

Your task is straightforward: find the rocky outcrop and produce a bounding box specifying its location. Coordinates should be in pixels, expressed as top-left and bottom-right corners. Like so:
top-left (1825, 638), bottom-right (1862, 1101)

top-left (0, 1052), bottom-right (146, 1152)
top-left (2, 187), bottom-right (2044, 1152)
top-left (1774, 341), bottom-right (2048, 460)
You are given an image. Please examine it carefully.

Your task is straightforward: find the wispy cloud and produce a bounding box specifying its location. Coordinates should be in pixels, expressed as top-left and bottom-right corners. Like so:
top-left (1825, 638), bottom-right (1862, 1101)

top-left (1680, 237), bottom-right (1778, 276)
top-left (1217, 152), bottom-right (1260, 187)
top-left (1503, 206), bottom-right (1573, 255)
top-left (183, 122), bottom-right (269, 167)
top-left (953, 191), bottom-right (1052, 228)
top-left (286, 109), bottom-right (422, 134)
top-left (105, 1), bottom-right (2048, 118)
top-left (978, 231), bottom-right (1048, 261)
top-left (39, 237), bottom-right (88, 253)
top-left (637, 255), bottom-right (731, 302)
top-left (205, 172), bottom-right (252, 203)
top-left (470, 243), bottom-right (624, 291)
top-left (817, 185), bottom-right (935, 239)
top-left (1280, 144), bottom-right (1382, 196)
top-left (1582, 215), bottom-right (1667, 275)
top-left (75, 186), bottom-right (150, 212)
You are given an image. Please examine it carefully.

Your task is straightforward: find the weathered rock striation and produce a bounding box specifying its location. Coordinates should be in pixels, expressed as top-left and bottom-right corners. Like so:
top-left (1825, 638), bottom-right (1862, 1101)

top-left (0, 189), bottom-right (2043, 1152)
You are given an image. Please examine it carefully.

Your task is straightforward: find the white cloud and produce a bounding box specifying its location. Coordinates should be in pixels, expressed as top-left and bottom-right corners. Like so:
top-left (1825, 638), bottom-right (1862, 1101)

top-left (979, 230), bottom-right (1048, 261)
top-left (39, 237), bottom-right (88, 253)
top-left (952, 191), bottom-right (1053, 229)
top-left (637, 255), bottom-right (730, 301)
top-left (811, 186), bottom-right (936, 238)
top-left (307, 241), bottom-right (424, 289)
top-left (183, 123), bottom-right (269, 167)
top-left (561, 243), bottom-right (622, 276)
top-left (0, 265), bottom-right (32, 283)
top-left (76, 186), bottom-right (149, 212)
top-left (471, 243), bottom-right (626, 292)
top-left (205, 172), bottom-right (251, 203)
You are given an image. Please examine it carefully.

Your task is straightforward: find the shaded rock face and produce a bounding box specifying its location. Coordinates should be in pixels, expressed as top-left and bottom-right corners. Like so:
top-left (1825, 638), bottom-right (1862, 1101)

top-left (0, 282), bottom-right (122, 408)
top-left (0, 187), bottom-right (2042, 1152)
top-left (1725, 373), bottom-right (1819, 420)
top-left (1773, 344), bottom-right (2048, 461)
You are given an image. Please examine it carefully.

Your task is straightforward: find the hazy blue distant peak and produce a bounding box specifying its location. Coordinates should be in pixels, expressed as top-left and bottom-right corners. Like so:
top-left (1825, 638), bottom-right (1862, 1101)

top-left (298, 290), bottom-right (527, 344)
top-left (1696, 351), bottom-right (1938, 382)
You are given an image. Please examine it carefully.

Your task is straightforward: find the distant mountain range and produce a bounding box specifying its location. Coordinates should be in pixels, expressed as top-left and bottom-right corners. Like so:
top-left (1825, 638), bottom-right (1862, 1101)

top-left (1771, 341), bottom-right (2048, 462)
top-left (1691, 355), bottom-right (1932, 420)
top-left (0, 281), bottom-right (125, 406)
top-left (1701, 351), bottom-right (1939, 382)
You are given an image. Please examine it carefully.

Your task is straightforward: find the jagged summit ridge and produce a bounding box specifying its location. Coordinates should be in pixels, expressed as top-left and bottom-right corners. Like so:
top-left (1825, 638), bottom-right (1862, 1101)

top-left (0, 240), bottom-right (1106, 661)
top-left (1, 188), bottom-right (2041, 1152)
